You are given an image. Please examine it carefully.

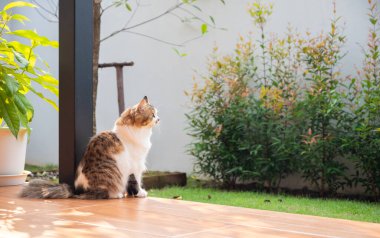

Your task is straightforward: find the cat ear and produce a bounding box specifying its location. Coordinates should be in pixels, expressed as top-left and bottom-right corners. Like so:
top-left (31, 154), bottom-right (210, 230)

top-left (137, 96), bottom-right (149, 108)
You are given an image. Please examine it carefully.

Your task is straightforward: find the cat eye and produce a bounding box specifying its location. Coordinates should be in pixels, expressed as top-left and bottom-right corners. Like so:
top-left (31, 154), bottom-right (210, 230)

top-left (152, 114), bottom-right (156, 118)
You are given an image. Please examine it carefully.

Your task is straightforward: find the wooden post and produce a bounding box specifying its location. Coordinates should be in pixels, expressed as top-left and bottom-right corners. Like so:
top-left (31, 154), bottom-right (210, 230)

top-left (59, 0), bottom-right (93, 187)
top-left (115, 66), bottom-right (125, 115)
top-left (98, 61), bottom-right (134, 115)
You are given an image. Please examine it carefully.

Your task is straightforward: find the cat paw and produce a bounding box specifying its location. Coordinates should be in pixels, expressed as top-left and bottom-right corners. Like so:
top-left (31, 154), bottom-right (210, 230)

top-left (136, 189), bottom-right (148, 198)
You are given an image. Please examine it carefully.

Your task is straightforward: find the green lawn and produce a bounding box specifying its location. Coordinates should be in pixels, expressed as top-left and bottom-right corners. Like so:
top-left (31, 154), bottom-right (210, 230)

top-left (148, 186), bottom-right (380, 223)
top-left (25, 164), bottom-right (58, 173)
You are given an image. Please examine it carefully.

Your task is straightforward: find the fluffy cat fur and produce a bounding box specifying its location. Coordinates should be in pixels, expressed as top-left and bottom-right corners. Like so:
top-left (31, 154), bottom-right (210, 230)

top-left (20, 96), bottom-right (159, 199)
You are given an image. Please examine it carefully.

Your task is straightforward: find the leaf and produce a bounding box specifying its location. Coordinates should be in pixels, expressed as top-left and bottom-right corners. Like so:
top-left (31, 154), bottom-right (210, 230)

top-left (370, 18), bottom-right (378, 25)
top-left (9, 30), bottom-right (58, 48)
top-left (201, 23), bottom-right (208, 35)
top-left (17, 107), bottom-right (31, 136)
top-left (191, 4), bottom-right (202, 12)
top-left (172, 48), bottom-right (188, 57)
top-left (0, 94), bottom-right (20, 138)
top-left (11, 14), bottom-right (30, 23)
top-left (3, 1), bottom-right (36, 11)
top-left (14, 93), bottom-right (34, 121)
top-left (125, 2), bottom-right (132, 11)
top-left (13, 49), bottom-right (29, 68)
top-left (27, 86), bottom-right (58, 111)
top-left (31, 75), bottom-right (59, 96)
top-left (37, 74), bottom-right (59, 86)
top-left (3, 74), bottom-right (19, 96)
top-left (209, 16), bottom-right (215, 25)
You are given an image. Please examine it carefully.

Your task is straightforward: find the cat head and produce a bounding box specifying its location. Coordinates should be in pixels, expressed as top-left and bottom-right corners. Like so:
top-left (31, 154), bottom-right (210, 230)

top-left (116, 96), bottom-right (159, 128)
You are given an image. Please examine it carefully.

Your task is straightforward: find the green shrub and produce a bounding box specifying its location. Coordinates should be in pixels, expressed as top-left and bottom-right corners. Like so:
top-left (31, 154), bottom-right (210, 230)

top-left (186, 0), bottom-right (380, 197)
top-left (187, 2), bottom-right (301, 190)
top-left (298, 13), bottom-right (352, 196)
top-left (186, 40), bottom-right (256, 187)
top-left (347, 0), bottom-right (380, 199)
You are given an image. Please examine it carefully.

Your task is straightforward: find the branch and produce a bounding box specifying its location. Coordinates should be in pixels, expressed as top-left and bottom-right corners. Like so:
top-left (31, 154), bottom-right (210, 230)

top-left (101, 2), bottom-right (117, 16)
top-left (180, 34), bottom-right (204, 45)
top-left (31, 0), bottom-right (58, 19)
top-left (101, 2), bottom-right (184, 43)
top-left (122, 31), bottom-right (184, 47)
top-left (34, 8), bottom-right (58, 23)
top-left (178, 6), bottom-right (214, 27)
top-left (123, 0), bottom-right (141, 28)
top-left (31, 0), bottom-right (58, 23)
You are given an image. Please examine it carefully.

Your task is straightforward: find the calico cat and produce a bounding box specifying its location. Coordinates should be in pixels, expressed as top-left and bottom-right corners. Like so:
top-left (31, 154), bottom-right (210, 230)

top-left (21, 96), bottom-right (159, 199)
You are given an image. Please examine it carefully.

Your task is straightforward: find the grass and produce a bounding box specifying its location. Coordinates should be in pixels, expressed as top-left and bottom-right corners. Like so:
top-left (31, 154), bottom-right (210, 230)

top-left (25, 164), bottom-right (58, 173)
top-left (148, 181), bottom-right (380, 223)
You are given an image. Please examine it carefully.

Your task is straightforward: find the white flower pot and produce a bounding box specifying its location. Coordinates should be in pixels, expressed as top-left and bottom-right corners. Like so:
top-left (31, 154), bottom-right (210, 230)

top-left (0, 128), bottom-right (29, 186)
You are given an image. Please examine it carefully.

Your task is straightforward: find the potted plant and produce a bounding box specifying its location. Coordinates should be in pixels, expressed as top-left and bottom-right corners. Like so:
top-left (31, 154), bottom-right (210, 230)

top-left (0, 2), bottom-right (58, 186)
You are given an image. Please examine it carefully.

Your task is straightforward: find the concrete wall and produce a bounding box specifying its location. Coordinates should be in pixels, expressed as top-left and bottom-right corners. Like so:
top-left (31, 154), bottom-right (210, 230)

top-left (2, 0), bottom-right (369, 174)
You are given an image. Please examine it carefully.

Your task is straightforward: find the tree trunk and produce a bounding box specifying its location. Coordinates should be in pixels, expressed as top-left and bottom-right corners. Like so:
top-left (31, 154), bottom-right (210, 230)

top-left (92, 0), bottom-right (101, 135)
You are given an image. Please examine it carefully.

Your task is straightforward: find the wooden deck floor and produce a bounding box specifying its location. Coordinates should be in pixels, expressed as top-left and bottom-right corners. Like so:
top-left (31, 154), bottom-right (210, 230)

top-left (0, 186), bottom-right (379, 238)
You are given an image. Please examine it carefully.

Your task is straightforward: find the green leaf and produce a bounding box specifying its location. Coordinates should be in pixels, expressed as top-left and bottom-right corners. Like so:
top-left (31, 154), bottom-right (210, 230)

top-left (3, 1), bottom-right (36, 11)
top-left (17, 107), bottom-right (31, 136)
top-left (209, 16), bottom-right (215, 25)
top-left (125, 2), bottom-right (132, 11)
top-left (0, 94), bottom-right (20, 138)
top-left (201, 23), bottom-right (208, 35)
top-left (10, 14), bottom-right (30, 23)
top-left (172, 48), bottom-right (188, 57)
top-left (3, 74), bottom-right (19, 96)
top-left (27, 86), bottom-right (58, 111)
top-left (191, 4), bottom-right (202, 12)
top-left (9, 30), bottom-right (58, 48)
top-left (370, 18), bottom-right (378, 25)
top-left (12, 49), bottom-right (29, 68)
top-left (31, 75), bottom-right (59, 96)
top-left (14, 93), bottom-right (34, 121)
top-left (37, 74), bottom-right (59, 86)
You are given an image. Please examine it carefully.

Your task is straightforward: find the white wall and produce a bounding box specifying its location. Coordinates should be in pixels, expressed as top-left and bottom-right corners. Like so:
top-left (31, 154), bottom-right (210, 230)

top-left (2, 0), bottom-right (369, 173)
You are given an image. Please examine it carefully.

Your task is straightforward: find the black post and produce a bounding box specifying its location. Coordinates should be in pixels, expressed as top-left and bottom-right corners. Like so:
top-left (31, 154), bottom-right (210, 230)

top-left (59, 0), bottom-right (93, 187)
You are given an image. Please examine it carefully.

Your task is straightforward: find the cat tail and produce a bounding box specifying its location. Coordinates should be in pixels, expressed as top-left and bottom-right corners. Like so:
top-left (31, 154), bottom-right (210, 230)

top-left (20, 179), bottom-right (73, 199)
top-left (74, 189), bottom-right (110, 200)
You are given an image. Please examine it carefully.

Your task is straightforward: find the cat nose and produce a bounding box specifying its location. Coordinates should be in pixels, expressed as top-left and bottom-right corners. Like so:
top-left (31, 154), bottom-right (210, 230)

top-left (156, 117), bottom-right (160, 123)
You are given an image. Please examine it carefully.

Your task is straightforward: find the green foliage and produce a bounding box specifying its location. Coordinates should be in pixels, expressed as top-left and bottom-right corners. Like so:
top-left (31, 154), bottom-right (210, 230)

top-left (0, 1), bottom-right (58, 138)
top-left (187, 4), bottom-right (301, 190)
top-left (186, 40), bottom-right (255, 187)
top-left (186, 0), bottom-right (380, 198)
top-left (346, 0), bottom-right (380, 199)
top-left (299, 13), bottom-right (351, 196)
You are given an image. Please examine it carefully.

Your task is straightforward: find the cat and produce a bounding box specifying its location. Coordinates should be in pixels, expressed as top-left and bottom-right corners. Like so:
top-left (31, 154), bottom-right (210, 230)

top-left (20, 96), bottom-right (159, 199)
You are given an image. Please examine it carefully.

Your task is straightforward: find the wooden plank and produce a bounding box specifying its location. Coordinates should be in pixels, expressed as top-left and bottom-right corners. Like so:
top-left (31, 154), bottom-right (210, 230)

top-left (1, 186), bottom-right (380, 238)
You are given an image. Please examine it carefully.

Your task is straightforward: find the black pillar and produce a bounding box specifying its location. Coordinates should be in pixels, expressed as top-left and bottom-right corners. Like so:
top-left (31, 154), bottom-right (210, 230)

top-left (59, 0), bottom-right (93, 187)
